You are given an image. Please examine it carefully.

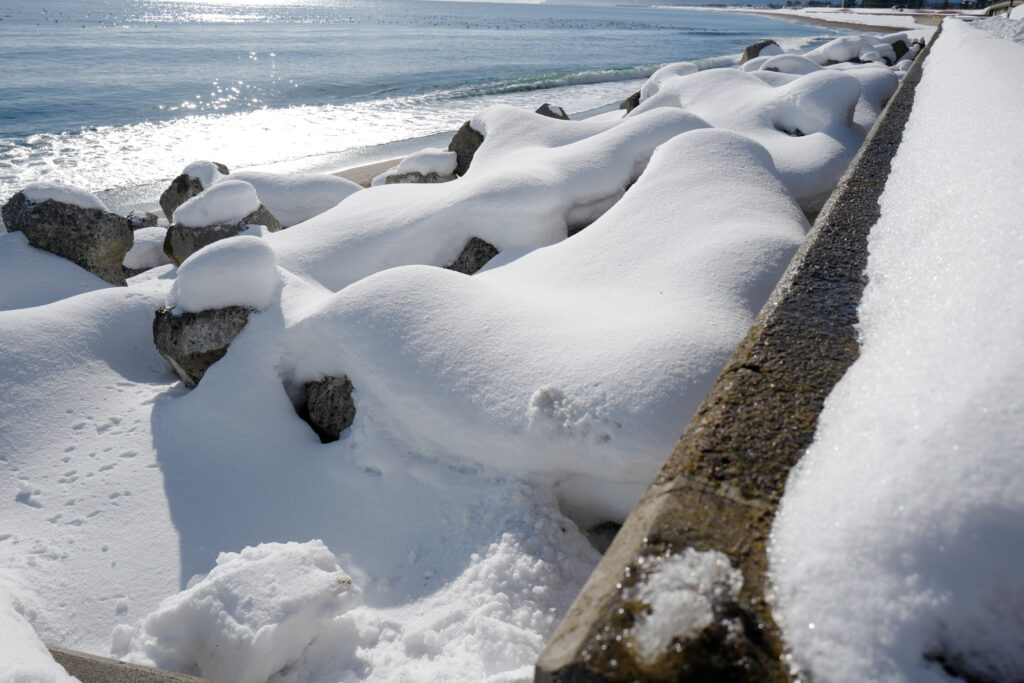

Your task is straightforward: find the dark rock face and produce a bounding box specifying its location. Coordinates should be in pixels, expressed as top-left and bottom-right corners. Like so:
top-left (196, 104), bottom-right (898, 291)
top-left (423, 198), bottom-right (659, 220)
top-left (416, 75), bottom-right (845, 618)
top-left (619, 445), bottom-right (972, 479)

top-left (535, 103), bottom-right (569, 120)
top-left (619, 91), bottom-right (641, 113)
top-left (159, 161), bottom-right (230, 221)
top-left (384, 171), bottom-right (457, 185)
top-left (1, 192), bottom-right (133, 286)
top-left (447, 122), bottom-right (484, 177)
top-left (892, 39), bottom-right (910, 61)
top-left (740, 39), bottom-right (779, 64)
top-left (162, 205), bottom-right (282, 266)
top-left (304, 375), bottom-right (356, 443)
top-left (152, 305), bottom-right (251, 389)
top-left (445, 237), bottom-right (499, 275)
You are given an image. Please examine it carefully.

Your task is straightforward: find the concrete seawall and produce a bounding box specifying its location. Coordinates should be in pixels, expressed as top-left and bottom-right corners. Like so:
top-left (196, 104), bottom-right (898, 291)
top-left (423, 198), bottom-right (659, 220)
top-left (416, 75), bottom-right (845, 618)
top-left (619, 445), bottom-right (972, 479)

top-left (535, 26), bottom-right (940, 683)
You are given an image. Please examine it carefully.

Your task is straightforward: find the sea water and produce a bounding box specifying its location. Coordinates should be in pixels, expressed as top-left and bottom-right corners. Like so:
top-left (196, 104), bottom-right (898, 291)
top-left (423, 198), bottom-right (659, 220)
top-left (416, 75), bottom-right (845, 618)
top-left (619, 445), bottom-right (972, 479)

top-left (0, 0), bottom-right (847, 214)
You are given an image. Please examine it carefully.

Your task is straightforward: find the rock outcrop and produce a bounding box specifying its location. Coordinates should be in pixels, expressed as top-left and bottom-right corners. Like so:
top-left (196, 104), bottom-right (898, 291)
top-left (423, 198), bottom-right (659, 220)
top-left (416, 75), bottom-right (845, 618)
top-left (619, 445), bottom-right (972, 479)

top-left (535, 103), bottom-right (570, 120)
top-left (152, 305), bottom-right (252, 389)
top-left (163, 205), bottom-right (281, 266)
top-left (447, 122), bottom-right (485, 177)
top-left (304, 376), bottom-right (356, 443)
top-left (619, 91), bottom-right (641, 114)
top-left (159, 161), bottom-right (230, 220)
top-left (1, 192), bottom-right (133, 286)
top-left (741, 39), bottom-right (780, 64)
top-left (445, 237), bottom-right (499, 275)
top-left (385, 171), bottom-right (457, 185)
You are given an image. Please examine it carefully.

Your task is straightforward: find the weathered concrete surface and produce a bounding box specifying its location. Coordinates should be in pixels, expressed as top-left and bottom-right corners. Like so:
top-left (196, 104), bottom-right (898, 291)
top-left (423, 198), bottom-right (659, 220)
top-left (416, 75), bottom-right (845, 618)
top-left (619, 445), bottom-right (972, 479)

top-left (48, 646), bottom-right (213, 682)
top-left (535, 29), bottom-right (939, 683)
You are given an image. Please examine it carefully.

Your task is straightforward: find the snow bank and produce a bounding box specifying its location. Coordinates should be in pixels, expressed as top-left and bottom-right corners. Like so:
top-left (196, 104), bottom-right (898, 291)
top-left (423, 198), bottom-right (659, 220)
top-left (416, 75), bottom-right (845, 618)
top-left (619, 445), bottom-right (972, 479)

top-left (182, 160), bottom-right (228, 189)
top-left (629, 549), bottom-right (743, 665)
top-left (283, 129), bottom-right (806, 519)
top-left (0, 232), bottom-right (113, 311)
top-left (120, 541), bottom-right (360, 683)
top-left (0, 574), bottom-right (78, 683)
top-left (172, 179), bottom-right (260, 227)
top-left (639, 61), bottom-right (699, 101)
top-left (230, 171), bottom-right (361, 227)
top-left (167, 236), bottom-right (280, 313)
top-left (271, 107), bottom-right (709, 291)
top-left (977, 15), bottom-right (1024, 43)
top-left (21, 182), bottom-right (107, 211)
top-left (771, 19), bottom-right (1024, 683)
top-left (122, 227), bottom-right (172, 271)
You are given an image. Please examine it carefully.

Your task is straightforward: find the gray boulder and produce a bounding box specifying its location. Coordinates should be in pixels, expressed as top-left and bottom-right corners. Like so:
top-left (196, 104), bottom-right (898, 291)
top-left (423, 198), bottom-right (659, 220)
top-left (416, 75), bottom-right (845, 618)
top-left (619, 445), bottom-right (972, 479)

top-left (445, 237), bottom-right (499, 275)
top-left (619, 91), bottom-right (641, 114)
top-left (128, 211), bottom-right (161, 229)
top-left (1, 191), bottom-right (133, 286)
top-left (447, 121), bottom-right (485, 177)
top-left (159, 161), bottom-right (230, 221)
top-left (385, 171), bottom-right (457, 185)
top-left (892, 39), bottom-right (909, 61)
top-left (304, 375), bottom-right (356, 443)
top-left (741, 39), bottom-right (780, 64)
top-left (153, 305), bottom-right (251, 389)
top-left (535, 103), bottom-right (569, 120)
top-left (162, 205), bottom-right (282, 266)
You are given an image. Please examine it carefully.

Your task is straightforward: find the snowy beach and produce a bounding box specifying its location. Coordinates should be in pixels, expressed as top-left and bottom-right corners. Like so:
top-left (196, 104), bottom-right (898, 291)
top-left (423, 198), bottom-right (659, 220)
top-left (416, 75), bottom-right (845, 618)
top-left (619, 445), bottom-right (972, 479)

top-left (3, 3), bottom-right (1024, 682)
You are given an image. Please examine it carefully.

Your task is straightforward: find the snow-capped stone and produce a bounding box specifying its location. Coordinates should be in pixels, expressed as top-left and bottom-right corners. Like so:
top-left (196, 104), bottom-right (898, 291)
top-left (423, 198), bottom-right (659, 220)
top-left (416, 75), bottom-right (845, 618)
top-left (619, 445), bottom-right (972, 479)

top-left (535, 103), bottom-right (570, 120)
top-left (619, 90), bottom-right (641, 113)
top-left (159, 160), bottom-right (230, 221)
top-left (740, 39), bottom-right (782, 64)
top-left (153, 305), bottom-right (253, 389)
top-left (1, 185), bottom-right (133, 286)
top-left (167, 235), bottom-right (281, 314)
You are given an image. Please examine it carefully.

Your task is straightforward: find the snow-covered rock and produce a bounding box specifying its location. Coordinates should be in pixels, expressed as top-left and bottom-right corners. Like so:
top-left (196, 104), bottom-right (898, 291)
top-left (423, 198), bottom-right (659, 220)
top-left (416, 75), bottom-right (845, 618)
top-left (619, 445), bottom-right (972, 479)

top-left (535, 103), bottom-right (570, 120)
top-left (164, 180), bottom-right (282, 265)
top-left (230, 170), bottom-right (361, 227)
top-left (372, 148), bottom-right (459, 187)
top-left (740, 39), bottom-right (782, 64)
top-left (159, 160), bottom-right (230, 221)
top-left (447, 121), bottom-right (485, 176)
top-left (168, 235), bottom-right (281, 314)
top-left (1, 184), bottom-right (133, 286)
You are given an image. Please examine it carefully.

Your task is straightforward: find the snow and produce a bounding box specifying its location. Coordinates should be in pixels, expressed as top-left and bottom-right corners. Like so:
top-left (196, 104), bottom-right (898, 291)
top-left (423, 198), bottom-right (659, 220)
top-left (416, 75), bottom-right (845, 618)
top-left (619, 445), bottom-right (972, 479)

top-left (771, 18), bottom-right (1024, 683)
top-left (370, 148), bottom-right (457, 186)
top-left (21, 182), bottom-right (107, 211)
top-left (629, 549), bottom-right (743, 665)
top-left (977, 14), bottom-right (1024, 42)
top-left (182, 160), bottom-right (228, 190)
top-left (1012, 3), bottom-right (1024, 21)
top-left (167, 236), bottom-right (281, 313)
top-left (229, 171), bottom-right (361, 227)
top-left (171, 179), bottom-right (260, 227)
top-left (0, 29), bottom-right (971, 682)
top-left (122, 227), bottom-right (172, 271)
top-left (118, 541), bottom-right (360, 683)
top-left (0, 573), bottom-right (79, 683)
top-left (638, 61), bottom-right (699, 102)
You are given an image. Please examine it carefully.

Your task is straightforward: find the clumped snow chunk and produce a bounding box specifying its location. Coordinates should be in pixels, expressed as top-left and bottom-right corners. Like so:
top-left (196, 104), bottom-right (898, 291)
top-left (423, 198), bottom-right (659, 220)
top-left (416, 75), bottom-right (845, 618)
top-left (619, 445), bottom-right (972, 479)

top-left (123, 226), bottom-right (172, 271)
top-left (771, 19), bottom-right (1024, 683)
top-left (172, 179), bottom-right (260, 227)
top-left (167, 235), bottom-right (280, 313)
top-left (21, 181), bottom-right (107, 211)
top-left (229, 171), bottom-right (360, 227)
top-left (182, 160), bottom-right (229, 190)
top-left (629, 549), bottom-right (743, 665)
top-left (121, 540), bottom-right (360, 683)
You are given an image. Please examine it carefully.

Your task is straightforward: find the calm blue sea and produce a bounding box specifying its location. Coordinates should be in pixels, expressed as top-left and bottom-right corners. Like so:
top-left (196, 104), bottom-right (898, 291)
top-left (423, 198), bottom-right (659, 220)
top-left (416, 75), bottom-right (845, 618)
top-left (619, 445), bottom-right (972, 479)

top-left (0, 0), bottom-right (848, 213)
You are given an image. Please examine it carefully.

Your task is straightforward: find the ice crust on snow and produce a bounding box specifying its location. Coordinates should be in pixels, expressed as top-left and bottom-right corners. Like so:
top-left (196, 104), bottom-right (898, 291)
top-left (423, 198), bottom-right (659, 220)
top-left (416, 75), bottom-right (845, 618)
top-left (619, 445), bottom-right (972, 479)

top-left (167, 236), bottom-right (280, 313)
top-left (229, 171), bottom-right (361, 227)
top-left (120, 541), bottom-right (360, 683)
top-left (771, 19), bottom-right (1024, 683)
top-left (172, 179), bottom-right (260, 227)
top-left (21, 181), bottom-right (107, 211)
top-left (629, 549), bottom-right (743, 665)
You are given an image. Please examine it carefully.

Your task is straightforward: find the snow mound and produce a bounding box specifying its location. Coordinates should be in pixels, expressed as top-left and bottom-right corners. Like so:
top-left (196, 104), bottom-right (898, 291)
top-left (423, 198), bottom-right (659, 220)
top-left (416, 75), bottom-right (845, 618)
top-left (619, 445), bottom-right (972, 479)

top-left (0, 232), bottom-right (113, 311)
top-left (393, 148), bottom-right (457, 177)
top-left (639, 61), bottom-right (699, 101)
top-left (760, 53), bottom-right (822, 75)
top-left (172, 179), bottom-right (260, 228)
top-left (123, 226), bottom-right (172, 271)
top-left (272, 107), bottom-right (709, 291)
top-left (629, 549), bottom-right (743, 665)
top-left (168, 235), bottom-right (280, 313)
top-left (120, 540), bottom-right (360, 683)
top-left (771, 19), bottom-right (1024, 683)
top-left (283, 129), bottom-right (806, 519)
top-left (229, 171), bottom-right (360, 227)
top-left (21, 181), bottom-right (107, 211)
